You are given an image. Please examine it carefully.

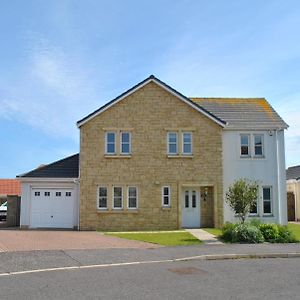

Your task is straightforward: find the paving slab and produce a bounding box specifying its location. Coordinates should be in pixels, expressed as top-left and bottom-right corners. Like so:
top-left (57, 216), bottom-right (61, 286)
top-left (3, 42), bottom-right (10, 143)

top-left (185, 228), bottom-right (223, 244)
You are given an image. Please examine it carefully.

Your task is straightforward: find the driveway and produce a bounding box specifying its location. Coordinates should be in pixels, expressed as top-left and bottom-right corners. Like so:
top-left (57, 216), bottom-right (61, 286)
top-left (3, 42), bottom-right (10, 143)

top-left (0, 230), bottom-right (159, 252)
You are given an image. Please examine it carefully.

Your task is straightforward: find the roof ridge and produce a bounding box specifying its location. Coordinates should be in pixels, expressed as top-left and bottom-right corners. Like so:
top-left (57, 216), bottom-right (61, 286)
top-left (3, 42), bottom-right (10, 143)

top-left (190, 97), bottom-right (266, 100)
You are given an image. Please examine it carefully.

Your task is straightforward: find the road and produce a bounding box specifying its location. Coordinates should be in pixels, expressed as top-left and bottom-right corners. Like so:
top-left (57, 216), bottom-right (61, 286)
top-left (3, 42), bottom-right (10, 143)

top-left (0, 257), bottom-right (299, 299)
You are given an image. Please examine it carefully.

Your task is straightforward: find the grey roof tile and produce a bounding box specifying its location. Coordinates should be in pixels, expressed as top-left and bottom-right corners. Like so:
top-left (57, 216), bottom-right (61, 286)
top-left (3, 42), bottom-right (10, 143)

top-left (17, 154), bottom-right (79, 178)
top-left (286, 165), bottom-right (300, 180)
top-left (190, 98), bottom-right (288, 129)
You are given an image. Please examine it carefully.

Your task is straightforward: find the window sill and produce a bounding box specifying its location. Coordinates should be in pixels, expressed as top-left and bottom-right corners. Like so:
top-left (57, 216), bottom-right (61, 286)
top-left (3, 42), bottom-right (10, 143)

top-left (262, 214), bottom-right (273, 217)
top-left (167, 155), bottom-right (193, 158)
top-left (97, 209), bottom-right (138, 214)
top-left (104, 155), bottom-right (132, 159)
top-left (161, 206), bottom-right (171, 210)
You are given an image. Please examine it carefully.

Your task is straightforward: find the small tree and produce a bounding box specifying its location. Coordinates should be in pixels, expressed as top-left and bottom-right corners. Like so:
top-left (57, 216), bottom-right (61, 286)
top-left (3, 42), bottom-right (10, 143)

top-left (226, 179), bottom-right (259, 223)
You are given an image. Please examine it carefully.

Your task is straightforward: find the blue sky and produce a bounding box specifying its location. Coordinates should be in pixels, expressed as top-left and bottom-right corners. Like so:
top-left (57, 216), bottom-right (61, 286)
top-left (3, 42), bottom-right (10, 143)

top-left (1, 0), bottom-right (300, 177)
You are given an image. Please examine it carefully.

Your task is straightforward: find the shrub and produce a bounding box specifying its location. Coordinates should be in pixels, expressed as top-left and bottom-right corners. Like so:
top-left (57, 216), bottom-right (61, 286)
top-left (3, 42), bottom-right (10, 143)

top-left (234, 224), bottom-right (265, 244)
top-left (276, 225), bottom-right (297, 243)
top-left (259, 224), bottom-right (279, 242)
top-left (221, 222), bottom-right (238, 242)
top-left (248, 219), bottom-right (261, 228)
top-left (221, 223), bottom-right (264, 243)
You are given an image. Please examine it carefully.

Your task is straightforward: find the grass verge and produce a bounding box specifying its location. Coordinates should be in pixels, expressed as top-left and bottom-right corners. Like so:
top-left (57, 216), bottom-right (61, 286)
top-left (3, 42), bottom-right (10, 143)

top-left (106, 231), bottom-right (202, 246)
top-left (202, 228), bottom-right (222, 237)
top-left (288, 223), bottom-right (300, 241)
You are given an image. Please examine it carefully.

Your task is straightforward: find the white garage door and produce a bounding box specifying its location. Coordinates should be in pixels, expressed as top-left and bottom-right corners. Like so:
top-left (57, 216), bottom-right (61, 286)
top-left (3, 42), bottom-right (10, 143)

top-left (30, 188), bottom-right (75, 228)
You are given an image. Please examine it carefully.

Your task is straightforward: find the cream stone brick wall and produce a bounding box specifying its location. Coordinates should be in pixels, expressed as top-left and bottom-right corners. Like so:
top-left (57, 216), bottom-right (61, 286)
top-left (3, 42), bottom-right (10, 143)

top-left (79, 82), bottom-right (223, 230)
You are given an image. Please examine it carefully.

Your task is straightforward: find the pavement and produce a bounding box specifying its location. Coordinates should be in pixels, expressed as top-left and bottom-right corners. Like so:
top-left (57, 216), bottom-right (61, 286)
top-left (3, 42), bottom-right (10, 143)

top-left (0, 230), bottom-right (159, 252)
top-left (186, 228), bottom-right (223, 244)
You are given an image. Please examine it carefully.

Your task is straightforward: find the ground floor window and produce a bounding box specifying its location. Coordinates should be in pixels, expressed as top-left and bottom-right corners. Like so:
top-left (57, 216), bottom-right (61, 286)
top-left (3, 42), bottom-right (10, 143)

top-left (162, 186), bottom-right (171, 207)
top-left (250, 201), bottom-right (258, 215)
top-left (113, 187), bottom-right (123, 209)
top-left (263, 186), bottom-right (272, 215)
top-left (98, 187), bottom-right (108, 209)
top-left (128, 186), bottom-right (138, 209)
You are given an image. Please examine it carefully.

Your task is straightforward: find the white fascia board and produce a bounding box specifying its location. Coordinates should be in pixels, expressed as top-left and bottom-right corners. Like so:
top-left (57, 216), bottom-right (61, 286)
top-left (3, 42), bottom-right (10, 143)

top-left (77, 78), bottom-right (226, 128)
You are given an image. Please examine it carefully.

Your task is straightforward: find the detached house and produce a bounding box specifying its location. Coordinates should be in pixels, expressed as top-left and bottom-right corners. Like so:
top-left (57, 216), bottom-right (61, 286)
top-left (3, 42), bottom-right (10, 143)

top-left (18, 75), bottom-right (288, 230)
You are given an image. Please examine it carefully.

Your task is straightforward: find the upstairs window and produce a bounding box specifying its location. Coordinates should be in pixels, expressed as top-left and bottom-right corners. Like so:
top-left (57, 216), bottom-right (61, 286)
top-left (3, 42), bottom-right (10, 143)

top-left (167, 132), bottom-right (178, 155)
top-left (113, 187), bottom-right (123, 209)
top-left (182, 132), bottom-right (192, 155)
top-left (263, 187), bottom-right (272, 215)
top-left (162, 186), bottom-right (171, 207)
top-left (106, 132), bottom-right (116, 154)
top-left (98, 187), bottom-right (108, 209)
top-left (121, 132), bottom-right (131, 154)
top-left (254, 134), bottom-right (264, 156)
top-left (128, 186), bottom-right (137, 209)
top-left (240, 134), bottom-right (250, 157)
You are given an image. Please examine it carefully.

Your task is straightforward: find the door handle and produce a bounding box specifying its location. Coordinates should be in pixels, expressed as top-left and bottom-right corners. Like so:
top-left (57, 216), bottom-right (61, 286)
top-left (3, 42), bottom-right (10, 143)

top-left (51, 215), bottom-right (53, 218)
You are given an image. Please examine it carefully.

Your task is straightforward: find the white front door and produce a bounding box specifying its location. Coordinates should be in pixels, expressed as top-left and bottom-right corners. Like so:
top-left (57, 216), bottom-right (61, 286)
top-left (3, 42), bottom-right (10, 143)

top-left (182, 188), bottom-right (200, 228)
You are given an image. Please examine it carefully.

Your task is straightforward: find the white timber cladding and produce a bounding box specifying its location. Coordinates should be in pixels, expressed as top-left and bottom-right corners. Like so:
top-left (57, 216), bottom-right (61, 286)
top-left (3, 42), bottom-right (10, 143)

top-left (20, 179), bottom-right (79, 229)
top-left (222, 129), bottom-right (287, 224)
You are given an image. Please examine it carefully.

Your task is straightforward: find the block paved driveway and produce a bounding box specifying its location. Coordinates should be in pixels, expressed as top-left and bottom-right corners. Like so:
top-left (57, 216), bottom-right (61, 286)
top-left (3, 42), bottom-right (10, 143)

top-left (0, 230), bottom-right (159, 252)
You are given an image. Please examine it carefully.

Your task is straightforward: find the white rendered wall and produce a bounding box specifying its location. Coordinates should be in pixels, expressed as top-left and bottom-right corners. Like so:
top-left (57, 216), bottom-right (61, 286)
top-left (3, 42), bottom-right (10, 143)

top-left (20, 179), bottom-right (79, 228)
top-left (222, 130), bottom-right (287, 224)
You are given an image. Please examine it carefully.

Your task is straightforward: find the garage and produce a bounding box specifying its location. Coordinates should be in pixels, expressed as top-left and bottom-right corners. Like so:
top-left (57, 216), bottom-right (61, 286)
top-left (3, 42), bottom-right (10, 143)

top-left (31, 188), bottom-right (75, 228)
top-left (18, 154), bottom-right (79, 229)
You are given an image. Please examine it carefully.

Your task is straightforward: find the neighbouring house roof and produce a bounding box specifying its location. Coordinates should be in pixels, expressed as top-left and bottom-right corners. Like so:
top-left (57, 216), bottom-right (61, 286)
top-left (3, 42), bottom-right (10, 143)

top-left (17, 154), bottom-right (79, 178)
top-left (286, 165), bottom-right (300, 181)
top-left (190, 98), bottom-right (288, 130)
top-left (77, 75), bottom-right (227, 128)
top-left (0, 179), bottom-right (21, 196)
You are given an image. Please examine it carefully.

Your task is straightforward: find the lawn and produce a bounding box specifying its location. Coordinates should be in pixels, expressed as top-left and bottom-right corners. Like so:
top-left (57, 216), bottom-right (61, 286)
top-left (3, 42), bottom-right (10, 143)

top-left (202, 228), bottom-right (222, 237)
top-left (106, 231), bottom-right (202, 246)
top-left (288, 223), bottom-right (300, 241)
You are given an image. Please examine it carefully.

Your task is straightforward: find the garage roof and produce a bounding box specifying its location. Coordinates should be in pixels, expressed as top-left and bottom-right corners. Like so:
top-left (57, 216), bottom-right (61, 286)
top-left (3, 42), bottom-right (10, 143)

top-left (286, 165), bottom-right (300, 181)
top-left (17, 154), bottom-right (79, 178)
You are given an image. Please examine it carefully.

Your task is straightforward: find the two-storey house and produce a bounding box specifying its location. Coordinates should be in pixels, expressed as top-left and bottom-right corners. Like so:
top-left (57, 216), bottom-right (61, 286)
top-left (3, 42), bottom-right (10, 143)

top-left (19, 75), bottom-right (288, 230)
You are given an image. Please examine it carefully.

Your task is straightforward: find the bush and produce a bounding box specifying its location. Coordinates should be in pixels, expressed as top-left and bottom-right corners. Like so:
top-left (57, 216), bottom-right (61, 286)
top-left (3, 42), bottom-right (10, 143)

top-left (221, 223), bottom-right (264, 243)
top-left (221, 222), bottom-right (238, 242)
top-left (259, 224), bottom-right (279, 241)
top-left (248, 219), bottom-right (261, 228)
top-left (234, 224), bottom-right (265, 243)
top-left (276, 225), bottom-right (297, 243)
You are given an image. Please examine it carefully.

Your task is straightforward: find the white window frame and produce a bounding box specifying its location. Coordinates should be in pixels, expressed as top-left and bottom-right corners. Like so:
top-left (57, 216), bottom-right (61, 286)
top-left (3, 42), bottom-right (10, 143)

top-left (182, 132), bottom-right (193, 155)
top-left (120, 132), bottom-right (131, 155)
top-left (98, 186), bottom-right (108, 210)
top-left (105, 131), bottom-right (116, 155)
top-left (167, 132), bottom-right (178, 155)
top-left (127, 186), bottom-right (138, 209)
top-left (240, 134), bottom-right (250, 157)
top-left (253, 134), bottom-right (264, 157)
top-left (262, 186), bottom-right (272, 216)
top-left (113, 186), bottom-right (123, 209)
top-left (161, 186), bottom-right (171, 207)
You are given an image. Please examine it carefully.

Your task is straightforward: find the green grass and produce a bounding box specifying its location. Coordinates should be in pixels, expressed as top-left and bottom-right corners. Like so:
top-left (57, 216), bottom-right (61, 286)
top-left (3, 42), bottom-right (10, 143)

top-left (106, 231), bottom-right (202, 246)
top-left (288, 223), bottom-right (300, 241)
top-left (202, 228), bottom-right (222, 237)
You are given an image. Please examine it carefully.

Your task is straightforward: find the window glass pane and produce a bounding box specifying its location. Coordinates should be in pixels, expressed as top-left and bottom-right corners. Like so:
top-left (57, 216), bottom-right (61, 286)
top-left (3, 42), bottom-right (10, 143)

top-left (99, 187), bottom-right (107, 197)
top-left (254, 135), bottom-right (262, 146)
top-left (263, 201), bottom-right (271, 214)
top-left (121, 143), bottom-right (130, 153)
top-left (122, 132), bottom-right (130, 143)
top-left (183, 133), bottom-right (191, 143)
top-left (192, 191), bottom-right (196, 208)
top-left (255, 146), bottom-right (262, 156)
top-left (163, 187), bottom-right (169, 196)
top-left (114, 187), bottom-right (122, 197)
top-left (263, 188), bottom-right (271, 200)
top-left (35, 192), bottom-right (40, 196)
top-left (183, 144), bottom-right (192, 154)
top-left (168, 133), bottom-right (177, 143)
top-left (241, 146), bottom-right (249, 155)
top-left (129, 198), bottom-right (137, 208)
top-left (114, 198), bottom-right (122, 208)
top-left (129, 187), bottom-right (136, 197)
top-left (185, 191), bottom-right (189, 208)
top-left (250, 202), bottom-right (257, 214)
top-left (99, 198), bottom-right (107, 208)
top-left (164, 196), bottom-right (169, 206)
top-left (66, 192), bottom-right (71, 197)
top-left (56, 192), bottom-right (61, 197)
top-left (107, 143), bottom-right (115, 153)
top-left (241, 135), bottom-right (249, 145)
top-left (107, 133), bottom-right (115, 143)
top-left (169, 144), bottom-right (177, 154)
